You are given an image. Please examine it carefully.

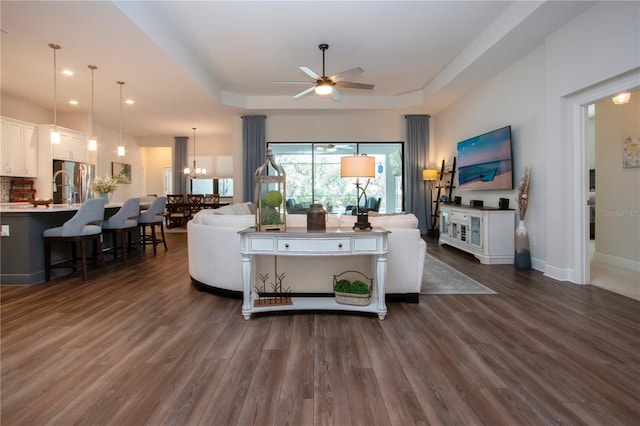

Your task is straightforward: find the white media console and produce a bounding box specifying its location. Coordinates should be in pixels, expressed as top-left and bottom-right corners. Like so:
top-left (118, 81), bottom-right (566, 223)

top-left (439, 204), bottom-right (515, 264)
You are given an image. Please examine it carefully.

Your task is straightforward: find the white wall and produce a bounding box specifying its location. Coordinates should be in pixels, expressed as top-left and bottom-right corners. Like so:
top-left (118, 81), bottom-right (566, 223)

top-left (432, 46), bottom-right (547, 267)
top-left (143, 146), bottom-right (172, 197)
top-left (0, 95), bottom-right (52, 124)
top-left (432, 1), bottom-right (639, 282)
top-left (266, 112), bottom-right (406, 142)
top-left (544, 0), bottom-right (639, 282)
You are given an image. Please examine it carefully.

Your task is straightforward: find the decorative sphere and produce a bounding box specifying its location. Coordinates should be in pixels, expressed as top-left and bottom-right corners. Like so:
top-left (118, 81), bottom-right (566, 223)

top-left (264, 190), bottom-right (283, 208)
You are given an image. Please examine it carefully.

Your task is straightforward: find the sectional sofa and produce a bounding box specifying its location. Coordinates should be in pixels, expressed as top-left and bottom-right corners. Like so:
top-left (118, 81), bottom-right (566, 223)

top-left (187, 203), bottom-right (426, 303)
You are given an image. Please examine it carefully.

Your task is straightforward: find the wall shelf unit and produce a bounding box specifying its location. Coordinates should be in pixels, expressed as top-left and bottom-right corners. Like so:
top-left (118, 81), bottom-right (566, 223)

top-left (431, 157), bottom-right (456, 235)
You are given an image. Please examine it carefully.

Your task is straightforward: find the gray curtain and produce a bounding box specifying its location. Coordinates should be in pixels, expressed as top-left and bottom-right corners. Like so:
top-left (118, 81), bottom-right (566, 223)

top-left (405, 115), bottom-right (430, 234)
top-left (242, 116), bottom-right (266, 202)
top-left (173, 136), bottom-right (188, 195)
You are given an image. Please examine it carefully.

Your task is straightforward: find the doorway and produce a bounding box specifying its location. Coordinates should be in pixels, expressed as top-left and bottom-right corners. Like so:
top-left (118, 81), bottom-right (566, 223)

top-left (587, 88), bottom-right (640, 300)
top-left (567, 69), bottom-right (639, 291)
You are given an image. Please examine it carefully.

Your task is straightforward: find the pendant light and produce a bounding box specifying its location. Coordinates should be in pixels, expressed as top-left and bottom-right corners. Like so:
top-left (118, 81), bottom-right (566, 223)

top-left (87, 65), bottom-right (98, 151)
top-left (49, 43), bottom-right (61, 144)
top-left (117, 81), bottom-right (125, 157)
top-left (183, 127), bottom-right (206, 177)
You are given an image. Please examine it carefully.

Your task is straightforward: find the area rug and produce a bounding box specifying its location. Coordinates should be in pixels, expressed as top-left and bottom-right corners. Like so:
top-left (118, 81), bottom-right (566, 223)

top-left (422, 254), bottom-right (497, 295)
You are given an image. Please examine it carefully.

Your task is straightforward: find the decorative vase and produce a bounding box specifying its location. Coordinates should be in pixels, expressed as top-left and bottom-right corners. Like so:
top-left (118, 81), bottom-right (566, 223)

top-left (514, 220), bottom-right (532, 270)
top-left (99, 192), bottom-right (111, 203)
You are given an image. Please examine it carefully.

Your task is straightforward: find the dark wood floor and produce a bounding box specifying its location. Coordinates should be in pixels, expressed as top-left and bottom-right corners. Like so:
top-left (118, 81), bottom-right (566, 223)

top-left (2, 232), bottom-right (639, 425)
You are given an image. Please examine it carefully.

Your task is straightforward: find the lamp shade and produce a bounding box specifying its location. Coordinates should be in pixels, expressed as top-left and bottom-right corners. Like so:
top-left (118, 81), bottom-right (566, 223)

top-left (423, 169), bottom-right (438, 181)
top-left (340, 154), bottom-right (375, 178)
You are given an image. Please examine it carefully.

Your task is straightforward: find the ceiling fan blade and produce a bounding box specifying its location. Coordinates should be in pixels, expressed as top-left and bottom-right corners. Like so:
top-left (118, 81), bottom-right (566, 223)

top-left (272, 80), bottom-right (316, 85)
top-left (299, 66), bottom-right (320, 80)
top-left (331, 88), bottom-right (341, 100)
top-left (293, 86), bottom-right (316, 99)
top-left (328, 67), bottom-right (364, 82)
top-left (335, 81), bottom-right (374, 90)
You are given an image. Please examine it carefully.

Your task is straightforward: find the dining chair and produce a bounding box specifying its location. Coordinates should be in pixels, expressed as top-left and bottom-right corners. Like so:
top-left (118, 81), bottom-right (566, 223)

top-left (165, 194), bottom-right (190, 228)
top-left (138, 196), bottom-right (167, 254)
top-left (203, 193), bottom-right (220, 204)
top-left (43, 198), bottom-right (106, 281)
top-left (187, 194), bottom-right (204, 214)
top-left (102, 197), bottom-right (140, 265)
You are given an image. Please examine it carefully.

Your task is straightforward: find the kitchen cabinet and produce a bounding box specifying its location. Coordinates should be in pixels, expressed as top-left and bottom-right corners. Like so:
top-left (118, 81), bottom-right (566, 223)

top-left (0, 117), bottom-right (38, 177)
top-left (439, 204), bottom-right (515, 264)
top-left (40, 124), bottom-right (87, 163)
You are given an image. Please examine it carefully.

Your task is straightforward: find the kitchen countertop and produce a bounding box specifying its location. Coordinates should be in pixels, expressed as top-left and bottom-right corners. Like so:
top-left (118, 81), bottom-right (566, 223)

top-left (0, 202), bottom-right (124, 213)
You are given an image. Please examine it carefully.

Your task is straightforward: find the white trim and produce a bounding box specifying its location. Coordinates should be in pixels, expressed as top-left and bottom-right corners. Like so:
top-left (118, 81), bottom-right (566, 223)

top-left (593, 252), bottom-right (640, 273)
top-left (544, 265), bottom-right (575, 282)
top-left (565, 69), bottom-right (640, 284)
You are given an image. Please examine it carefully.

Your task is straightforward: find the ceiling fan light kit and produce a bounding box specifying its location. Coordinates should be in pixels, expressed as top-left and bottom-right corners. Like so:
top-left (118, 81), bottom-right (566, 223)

top-left (280, 43), bottom-right (374, 100)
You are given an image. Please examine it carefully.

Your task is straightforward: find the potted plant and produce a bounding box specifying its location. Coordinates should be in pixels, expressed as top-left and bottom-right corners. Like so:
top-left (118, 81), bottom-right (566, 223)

top-left (261, 190), bottom-right (284, 226)
top-left (333, 273), bottom-right (372, 306)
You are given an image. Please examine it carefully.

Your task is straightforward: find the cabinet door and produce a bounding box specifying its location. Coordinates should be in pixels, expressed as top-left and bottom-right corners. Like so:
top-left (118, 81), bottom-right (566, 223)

top-left (3, 120), bottom-right (24, 176)
top-left (440, 210), bottom-right (449, 236)
top-left (0, 119), bottom-right (9, 175)
top-left (69, 133), bottom-right (86, 162)
top-left (23, 124), bottom-right (38, 177)
top-left (469, 215), bottom-right (482, 248)
top-left (52, 131), bottom-right (71, 160)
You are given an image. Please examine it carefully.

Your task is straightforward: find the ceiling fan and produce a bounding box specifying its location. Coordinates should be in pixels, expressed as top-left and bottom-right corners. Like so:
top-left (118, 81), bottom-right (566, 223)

top-left (274, 44), bottom-right (374, 100)
top-left (316, 143), bottom-right (353, 152)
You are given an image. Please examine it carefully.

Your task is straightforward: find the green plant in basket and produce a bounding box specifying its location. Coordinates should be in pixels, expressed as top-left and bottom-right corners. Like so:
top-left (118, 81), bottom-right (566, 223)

top-left (334, 279), bottom-right (352, 293)
top-left (334, 279), bottom-right (369, 294)
top-left (350, 280), bottom-right (369, 295)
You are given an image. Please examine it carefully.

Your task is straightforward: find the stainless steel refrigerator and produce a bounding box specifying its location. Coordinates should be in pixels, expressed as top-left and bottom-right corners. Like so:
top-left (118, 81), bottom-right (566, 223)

top-left (52, 160), bottom-right (96, 204)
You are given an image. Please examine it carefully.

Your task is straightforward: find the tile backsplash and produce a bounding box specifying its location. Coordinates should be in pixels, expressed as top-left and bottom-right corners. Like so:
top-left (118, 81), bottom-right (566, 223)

top-left (0, 176), bottom-right (10, 202)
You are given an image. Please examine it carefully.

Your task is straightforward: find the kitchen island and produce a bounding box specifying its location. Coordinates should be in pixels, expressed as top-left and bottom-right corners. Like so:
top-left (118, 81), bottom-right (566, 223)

top-left (0, 203), bottom-right (121, 285)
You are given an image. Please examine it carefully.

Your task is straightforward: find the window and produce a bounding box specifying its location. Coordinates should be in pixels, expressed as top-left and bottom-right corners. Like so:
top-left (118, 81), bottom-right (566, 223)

top-left (190, 178), bottom-right (234, 197)
top-left (270, 142), bottom-right (404, 214)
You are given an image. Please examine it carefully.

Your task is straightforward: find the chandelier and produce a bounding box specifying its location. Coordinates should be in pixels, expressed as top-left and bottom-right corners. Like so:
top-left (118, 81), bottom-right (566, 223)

top-left (184, 127), bottom-right (206, 177)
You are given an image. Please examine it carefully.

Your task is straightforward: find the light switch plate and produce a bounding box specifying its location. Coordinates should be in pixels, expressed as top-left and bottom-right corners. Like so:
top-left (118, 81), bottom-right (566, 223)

top-left (1, 225), bottom-right (9, 237)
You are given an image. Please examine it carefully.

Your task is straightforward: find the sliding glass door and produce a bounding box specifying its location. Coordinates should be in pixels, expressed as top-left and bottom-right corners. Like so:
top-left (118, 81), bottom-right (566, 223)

top-left (270, 142), bottom-right (404, 214)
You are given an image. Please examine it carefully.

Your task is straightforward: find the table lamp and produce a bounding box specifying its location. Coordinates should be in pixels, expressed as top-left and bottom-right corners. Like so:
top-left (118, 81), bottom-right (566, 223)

top-left (341, 153), bottom-right (376, 230)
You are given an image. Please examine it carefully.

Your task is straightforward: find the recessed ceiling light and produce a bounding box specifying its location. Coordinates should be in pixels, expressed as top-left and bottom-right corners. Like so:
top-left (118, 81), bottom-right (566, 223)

top-left (125, 99), bottom-right (134, 105)
top-left (68, 100), bottom-right (78, 105)
top-left (62, 69), bottom-right (73, 76)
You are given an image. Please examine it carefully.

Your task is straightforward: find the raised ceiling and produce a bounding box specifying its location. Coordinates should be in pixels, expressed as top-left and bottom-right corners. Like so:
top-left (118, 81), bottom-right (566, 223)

top-left (0, 1), bottom-right (595, 140)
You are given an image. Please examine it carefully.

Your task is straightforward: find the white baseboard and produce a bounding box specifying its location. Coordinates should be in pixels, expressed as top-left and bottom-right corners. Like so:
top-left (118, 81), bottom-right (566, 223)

top-left (544, 264), bottom-right (576, 283)
top-left (593, 252), bottom-right (640, 273)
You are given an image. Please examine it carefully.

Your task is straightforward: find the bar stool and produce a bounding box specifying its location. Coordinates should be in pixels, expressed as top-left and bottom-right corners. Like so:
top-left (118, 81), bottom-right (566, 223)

top-left (43, 198), bottom-right (106, 281)
top-left (102, 197), bottom-right (140, 265)
top-left (138, 196), bottom-right (167, 254)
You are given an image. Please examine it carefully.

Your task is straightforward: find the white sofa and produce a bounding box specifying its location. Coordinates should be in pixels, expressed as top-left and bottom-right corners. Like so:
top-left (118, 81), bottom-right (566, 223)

top-left (187, 203), bottom-right (426, 302)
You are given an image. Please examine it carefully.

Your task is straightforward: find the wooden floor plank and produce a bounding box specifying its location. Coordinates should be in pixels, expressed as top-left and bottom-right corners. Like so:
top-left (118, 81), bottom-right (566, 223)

top-left (1, 233), bottom-right (639, 425)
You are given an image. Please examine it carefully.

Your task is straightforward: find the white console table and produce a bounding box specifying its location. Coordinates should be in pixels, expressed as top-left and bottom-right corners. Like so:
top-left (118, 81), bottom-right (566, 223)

top-left (238, 227), bottom-right (389, 320)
